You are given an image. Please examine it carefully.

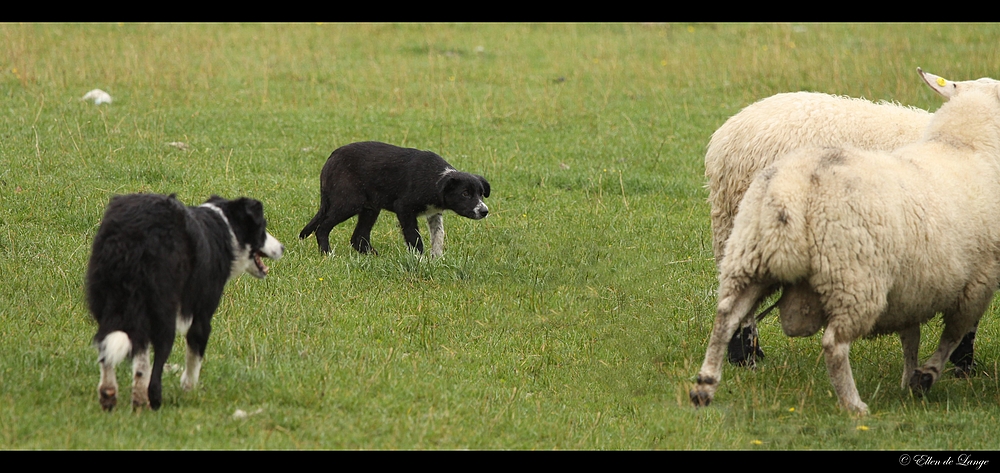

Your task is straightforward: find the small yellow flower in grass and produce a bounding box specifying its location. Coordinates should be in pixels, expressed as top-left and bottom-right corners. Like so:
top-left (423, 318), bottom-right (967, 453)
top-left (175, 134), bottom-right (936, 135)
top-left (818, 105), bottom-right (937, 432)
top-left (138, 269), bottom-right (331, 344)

top-left (788, 407), bottom-right (795, 412)
top-left (687, 26), bottom-right (695, 33)
top-left (318, 278), bottom-right (324, 281)
top-left (937, 77), bottom-right (947, 87)
top-left (449, 76), bottom-right (455, 82)
top-left (751, 440), bottom-right (762, 445)
top-left (856, 425), bottom-right (869, 431)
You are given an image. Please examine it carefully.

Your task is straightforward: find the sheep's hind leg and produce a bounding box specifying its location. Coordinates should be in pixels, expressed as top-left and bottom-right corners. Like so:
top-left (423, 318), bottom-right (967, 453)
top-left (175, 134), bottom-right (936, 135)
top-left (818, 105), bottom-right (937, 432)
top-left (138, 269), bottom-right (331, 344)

top-left (910, 281), bottom-right (992, 395)
top-left (898, 325), bottom-right (920, 390)
top-left (822, 325), bottom-right (867, 415)
top-left (910, 320), bottom-right (981, 394)
top-left (691, 282), bottom-right (769, 407)
top-left (949, 322), bottom-right (977, 378)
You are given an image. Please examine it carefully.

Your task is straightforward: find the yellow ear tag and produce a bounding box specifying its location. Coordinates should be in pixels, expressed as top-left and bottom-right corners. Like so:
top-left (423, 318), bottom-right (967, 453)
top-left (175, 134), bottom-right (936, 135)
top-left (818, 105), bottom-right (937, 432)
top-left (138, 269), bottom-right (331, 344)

top-left (937, 77), bottom-right (947, 86)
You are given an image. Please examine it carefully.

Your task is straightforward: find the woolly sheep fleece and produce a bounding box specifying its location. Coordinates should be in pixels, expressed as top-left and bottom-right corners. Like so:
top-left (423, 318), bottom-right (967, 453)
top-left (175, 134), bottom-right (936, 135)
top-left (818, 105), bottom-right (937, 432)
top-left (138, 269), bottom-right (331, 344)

top-left (705, 92), bottom-right (931, 266)
top-left (691, 70), bottom-right (1000, 415)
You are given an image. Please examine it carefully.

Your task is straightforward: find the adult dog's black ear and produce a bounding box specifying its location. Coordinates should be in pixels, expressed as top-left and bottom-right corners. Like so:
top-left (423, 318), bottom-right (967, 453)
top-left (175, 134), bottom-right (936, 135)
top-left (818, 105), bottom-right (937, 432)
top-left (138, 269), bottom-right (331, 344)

top-left (241, 198), bottom-right (265, 225)
top-left (477, 175), bottom-right (490, 198)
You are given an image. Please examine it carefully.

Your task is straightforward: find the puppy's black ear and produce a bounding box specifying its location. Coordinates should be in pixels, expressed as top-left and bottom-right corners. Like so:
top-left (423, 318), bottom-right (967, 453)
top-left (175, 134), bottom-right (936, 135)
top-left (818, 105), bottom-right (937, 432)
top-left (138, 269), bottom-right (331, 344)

top-left (477, 175), bottom-right (490, 198)
top-left (438, 175), bottom-right (459, 196)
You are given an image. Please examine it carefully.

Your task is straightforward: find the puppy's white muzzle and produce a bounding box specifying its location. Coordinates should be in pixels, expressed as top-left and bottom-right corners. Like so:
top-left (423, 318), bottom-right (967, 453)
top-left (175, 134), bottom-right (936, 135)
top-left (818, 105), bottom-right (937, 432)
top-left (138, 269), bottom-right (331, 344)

top-left (474, 201), bottom-right (489, 219)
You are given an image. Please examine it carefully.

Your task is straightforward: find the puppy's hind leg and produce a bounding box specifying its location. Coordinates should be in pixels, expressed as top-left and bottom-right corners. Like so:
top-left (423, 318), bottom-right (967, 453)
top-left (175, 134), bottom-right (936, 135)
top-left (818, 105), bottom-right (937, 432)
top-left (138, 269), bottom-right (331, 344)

top-left (351, 208), bottom-right (381, 254)
top-left (315, 207), bottom-right (362, 255)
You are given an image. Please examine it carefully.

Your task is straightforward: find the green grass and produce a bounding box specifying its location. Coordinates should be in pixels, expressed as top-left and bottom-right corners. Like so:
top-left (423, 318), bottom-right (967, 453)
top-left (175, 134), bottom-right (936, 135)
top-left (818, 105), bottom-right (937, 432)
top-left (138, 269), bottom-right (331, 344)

top-left (4, 22), bottom-right (1000, 449)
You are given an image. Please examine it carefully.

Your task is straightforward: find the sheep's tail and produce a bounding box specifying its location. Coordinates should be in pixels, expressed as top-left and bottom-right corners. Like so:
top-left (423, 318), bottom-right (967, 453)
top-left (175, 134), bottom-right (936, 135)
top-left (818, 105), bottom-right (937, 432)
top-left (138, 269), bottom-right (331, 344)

top-left (720, 164), bottom-right (812, 285)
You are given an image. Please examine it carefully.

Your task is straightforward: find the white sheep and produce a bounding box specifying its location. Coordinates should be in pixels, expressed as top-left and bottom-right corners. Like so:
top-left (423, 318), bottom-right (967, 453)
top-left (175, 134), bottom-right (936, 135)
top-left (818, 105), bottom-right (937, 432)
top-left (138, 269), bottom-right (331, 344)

top-left (705, 90), bottom-right (977, 373)
top-left (690, 69), bottom-right (1000, 415)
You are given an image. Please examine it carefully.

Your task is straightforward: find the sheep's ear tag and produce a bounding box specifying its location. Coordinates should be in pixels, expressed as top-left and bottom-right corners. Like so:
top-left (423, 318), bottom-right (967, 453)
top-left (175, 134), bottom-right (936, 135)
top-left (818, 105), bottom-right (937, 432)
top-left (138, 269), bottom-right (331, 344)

top-left (918, 67), bottom-right (957, 99)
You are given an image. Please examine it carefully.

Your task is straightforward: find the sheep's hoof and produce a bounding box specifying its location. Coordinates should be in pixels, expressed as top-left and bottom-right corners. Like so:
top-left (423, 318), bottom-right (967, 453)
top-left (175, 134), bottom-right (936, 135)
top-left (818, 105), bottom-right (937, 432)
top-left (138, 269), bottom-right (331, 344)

top-left (908, 370), bottom-right (935, 395)
top-left (846, 402), bottom-right (869, 416)
top-left (99, 388), bottom-right (117, 412)
top-left (690, 388), bottom-right (712, 407)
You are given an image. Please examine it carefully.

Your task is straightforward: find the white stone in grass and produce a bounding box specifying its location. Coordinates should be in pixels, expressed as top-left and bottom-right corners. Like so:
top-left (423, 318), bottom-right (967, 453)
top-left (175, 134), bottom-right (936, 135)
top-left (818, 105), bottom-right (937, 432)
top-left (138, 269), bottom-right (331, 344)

top-left (81, 89), bottom-right (112, 105)
top-left (233, 407), bottom-right (263, 420)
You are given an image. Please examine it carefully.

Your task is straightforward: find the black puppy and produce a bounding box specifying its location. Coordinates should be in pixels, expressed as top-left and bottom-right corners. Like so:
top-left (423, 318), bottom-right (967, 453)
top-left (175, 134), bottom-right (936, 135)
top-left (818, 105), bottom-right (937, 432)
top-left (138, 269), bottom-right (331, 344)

top-left (300, 141), bottom-right (490, 256)
top-left (87, 194), bottom-right (284, 411)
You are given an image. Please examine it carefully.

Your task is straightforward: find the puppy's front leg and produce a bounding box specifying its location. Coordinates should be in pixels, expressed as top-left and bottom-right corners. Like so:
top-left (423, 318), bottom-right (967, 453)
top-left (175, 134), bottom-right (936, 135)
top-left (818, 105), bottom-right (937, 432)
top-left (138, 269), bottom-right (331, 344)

top-left (397, 213), bottom-right (424, 254)
top-left (427, 213), bottom-right (445, 257)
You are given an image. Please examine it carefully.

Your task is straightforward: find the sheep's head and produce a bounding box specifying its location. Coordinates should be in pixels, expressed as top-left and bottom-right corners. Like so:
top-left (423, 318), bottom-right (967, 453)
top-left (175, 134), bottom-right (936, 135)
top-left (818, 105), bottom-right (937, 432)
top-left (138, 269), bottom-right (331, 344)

top-left (919, 68), bottom-right (1000, 152)
top-left (919, 67), bottom-right (1000, 101)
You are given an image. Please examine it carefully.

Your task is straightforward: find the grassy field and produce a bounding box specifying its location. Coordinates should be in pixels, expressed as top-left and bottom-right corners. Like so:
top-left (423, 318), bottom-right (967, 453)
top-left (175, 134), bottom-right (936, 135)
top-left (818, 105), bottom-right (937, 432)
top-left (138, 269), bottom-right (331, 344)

top-left (3, 23), bottom-right (1000, 450)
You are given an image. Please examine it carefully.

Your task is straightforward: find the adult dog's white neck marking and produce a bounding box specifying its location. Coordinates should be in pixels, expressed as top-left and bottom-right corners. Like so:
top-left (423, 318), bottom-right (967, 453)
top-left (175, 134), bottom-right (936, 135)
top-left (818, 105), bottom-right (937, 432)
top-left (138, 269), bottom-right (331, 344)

top-left (200, 202), bottom-right (246, 279)
top-left (200, 203), bottom-right (238, 244)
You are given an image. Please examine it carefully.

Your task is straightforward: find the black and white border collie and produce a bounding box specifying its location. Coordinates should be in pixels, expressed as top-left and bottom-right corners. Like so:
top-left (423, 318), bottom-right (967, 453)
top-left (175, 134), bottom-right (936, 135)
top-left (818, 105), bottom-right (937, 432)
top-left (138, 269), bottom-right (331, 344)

top-left (86, 194), bottom-right (284, 411)
top-left (299, 141), bottom-right (490, 257)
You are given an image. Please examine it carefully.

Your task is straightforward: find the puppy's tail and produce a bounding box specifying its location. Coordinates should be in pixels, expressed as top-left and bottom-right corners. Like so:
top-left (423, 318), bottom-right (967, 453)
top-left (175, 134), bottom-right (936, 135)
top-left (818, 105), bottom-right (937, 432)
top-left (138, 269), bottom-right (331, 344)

top-left (299, 209), bottom-right (324, 240)
top-left (97, 331), bottom-right (132, 366)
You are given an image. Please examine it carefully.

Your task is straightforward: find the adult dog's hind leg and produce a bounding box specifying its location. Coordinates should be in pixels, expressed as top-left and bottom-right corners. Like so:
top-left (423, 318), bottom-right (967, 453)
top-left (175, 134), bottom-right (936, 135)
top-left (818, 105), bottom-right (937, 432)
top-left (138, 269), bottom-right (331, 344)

top-left (691, 281), bottom-right (769, 407)
top-left (181, 317), bottom-right (211, 392)
top-left (131, 348), bottom-right (151, 409)
top-left (147, 328), bottom-right (174, 410)
top-left (96, 331), bottom-right (131, 412)
top-left (98, 357), bottom-right (119, 411)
